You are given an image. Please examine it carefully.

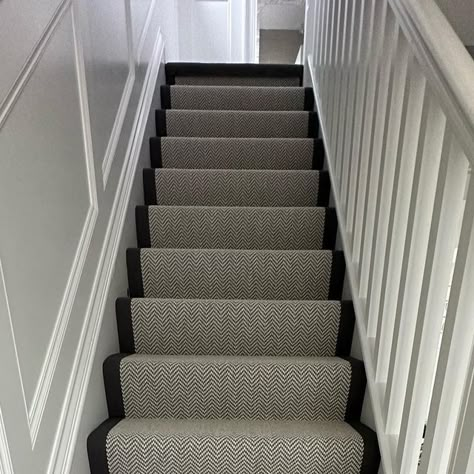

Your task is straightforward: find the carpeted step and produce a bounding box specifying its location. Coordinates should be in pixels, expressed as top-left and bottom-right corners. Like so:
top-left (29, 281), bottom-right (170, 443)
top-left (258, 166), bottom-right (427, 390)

top-left (143, 169), bottom-right (330, 207)
top-left (104, 354), bottom-right (365, 421)
top-left (150, 137), bottom-right (324, 169)
top-left (88, 418), bottom-right (380, 474)
top-left (166, 62), bottom-right (303, 86)
top-left (116, 298), bottom-right (355, 357)
top-left (155, 110), bottom-right (319, 138)
top-left (135, 206), bottom-right (337, 250)
top-left (126, 248), bottom-right (345, 300)
top-left (160, 85), bottom-right (314, 111)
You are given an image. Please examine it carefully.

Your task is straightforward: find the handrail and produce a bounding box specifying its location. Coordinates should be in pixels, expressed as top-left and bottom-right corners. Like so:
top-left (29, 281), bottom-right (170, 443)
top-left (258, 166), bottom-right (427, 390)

top-left (304, 0), bottom-right (474, 472)
top-left (391, 0), bottom-right (474, 160)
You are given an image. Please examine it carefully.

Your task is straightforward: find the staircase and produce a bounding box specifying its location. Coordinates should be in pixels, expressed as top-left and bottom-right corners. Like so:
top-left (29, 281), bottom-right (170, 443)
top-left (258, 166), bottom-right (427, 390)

top-left (87, 63), bottom-right (380, 474)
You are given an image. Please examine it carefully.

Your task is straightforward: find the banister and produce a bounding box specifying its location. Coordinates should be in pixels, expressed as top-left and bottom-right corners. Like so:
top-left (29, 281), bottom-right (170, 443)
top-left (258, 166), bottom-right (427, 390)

top-left (389, 0), bottom-right (474, 161)
top-left (305, 0), bottom-right (474, 472)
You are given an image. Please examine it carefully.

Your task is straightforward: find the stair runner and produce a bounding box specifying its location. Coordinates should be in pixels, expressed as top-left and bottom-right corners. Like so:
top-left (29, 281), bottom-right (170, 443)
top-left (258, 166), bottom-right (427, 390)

top-left (88, 63), bottom-right (380, 474)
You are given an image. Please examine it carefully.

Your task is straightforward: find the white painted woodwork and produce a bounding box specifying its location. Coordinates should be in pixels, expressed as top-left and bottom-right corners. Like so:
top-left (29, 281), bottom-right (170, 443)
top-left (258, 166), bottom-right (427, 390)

top-left (304, 0), bottom-right (474, 472)
top-left (177, 0), bottom-right (252, 63)
top-left (0, 0), bottom-right (177, 472)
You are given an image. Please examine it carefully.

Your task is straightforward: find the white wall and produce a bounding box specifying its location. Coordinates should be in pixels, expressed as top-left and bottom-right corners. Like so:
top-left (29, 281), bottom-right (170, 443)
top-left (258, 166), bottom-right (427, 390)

top-left (437, 0), bottom-right (474, 46)
top-left (259, 2), bottom-right (305, 31)
top-left (0, 1), bottom-right (177, 472)
top-left (177, 0), bottom-right (250, 63)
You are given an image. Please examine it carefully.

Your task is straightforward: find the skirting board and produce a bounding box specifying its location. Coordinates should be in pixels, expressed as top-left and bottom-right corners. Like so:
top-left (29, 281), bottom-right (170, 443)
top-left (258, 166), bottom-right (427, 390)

top-left (46, 28), bottom-right (165, 474)
top-left (307, 55), bottom-right (392, 474)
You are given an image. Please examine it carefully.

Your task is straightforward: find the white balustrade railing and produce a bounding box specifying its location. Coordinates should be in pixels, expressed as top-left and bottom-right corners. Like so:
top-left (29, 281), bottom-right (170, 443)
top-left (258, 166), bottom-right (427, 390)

top-left (304, 0), bottom-right (474, 473)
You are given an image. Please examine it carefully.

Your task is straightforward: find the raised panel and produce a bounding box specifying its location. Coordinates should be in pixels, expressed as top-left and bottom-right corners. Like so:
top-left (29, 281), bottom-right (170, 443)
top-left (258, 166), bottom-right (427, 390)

top-left (0, 0), bottom-right (67, 104)
top-left (80, 0), bottom-right (131, 177)
top-left (0, 7), bottom-right (91, 426)
top-left (0, 409), bottom-right (13, 474)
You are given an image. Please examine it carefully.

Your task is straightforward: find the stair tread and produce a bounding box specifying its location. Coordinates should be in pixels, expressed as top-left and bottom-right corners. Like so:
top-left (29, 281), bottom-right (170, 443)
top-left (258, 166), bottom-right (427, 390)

top-left (156, 109), bottom-right (318, 138)
top-left (145, 168), bottom-right (329, 207)
top-left (90, 418), bottom-right (374, 474)
top-left (161, 85), bottom-right (313, 111)
top-left (117, 297), bottom-right (353, 357)
top-left (105, 354), bottom-right (364, 421)
top-left (128, 248), bottom-right (345, 300)
top-left (92, 417), bottom-right (380, 474)
top-left (118, 353), bottom-right (351, 365)
top-left (151, 136), bottom-right (322, 170)
top-left (137, 205), bottom-right (336, 250)
top-left (105, 417), bottom-right (363, 437)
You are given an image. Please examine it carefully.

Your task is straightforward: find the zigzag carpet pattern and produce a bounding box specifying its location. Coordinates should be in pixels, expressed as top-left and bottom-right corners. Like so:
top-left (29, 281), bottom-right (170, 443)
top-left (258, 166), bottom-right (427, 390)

top-left (106, 419), bottom-right (364, 474)
top-left (126, 299), bottom-right (346, 356)
top-left (164, 85), bottom-right (310, 111)
top-left (174, 75), bottom-right (301, 86)
top-left (115, 355), bottom-right (352, 420)
top-left (153, 137), bottom-right (319, 170)
top-left (161, 109), bottom-right (314, 138)
top-left (141, 205), bottom-right (330, 250)
top-left (88, 62), bottom-right (380, 474)
top-left (137, 248), bottom-right (336, 300)
top-left (150, 168), bottom-right (326, 207)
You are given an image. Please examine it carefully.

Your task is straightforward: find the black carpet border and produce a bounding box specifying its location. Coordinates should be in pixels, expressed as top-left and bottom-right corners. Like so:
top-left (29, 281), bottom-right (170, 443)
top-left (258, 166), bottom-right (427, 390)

top-left (103, 354), bottom-right (129, 417)
top-left (323, 207), bottom-right (338, 249)
top-left (328, 250), bottom-right (345, 299)
top-left (336, 301), bottom-right (355, 357)
top-left (349, 421), bottom-right (381, 474)
top-left (165, 62), bottom-right (303, 85)
top-left (307, 112), bottom-right (319, 138)
top-left (160, 86), bottom-right (171, 109)
top-left (87, 418), bottom-right (121, 474)
top-left (143, 168), bottom-right (157, 205)
top-left (317, 171), bottom-right (330, 206)
top-left (155, 109), bottom-right (167, 136)
top-left (149, 137), bottom-right (162, 168)
top-left (304, 88), bottom-right (315, 111)
top-left (126, 248), bottom-right (144, 297)
top-left (135, 206), bottom-right (151, 248)
top-left (343, 357), bottom-right (367, 422)
top-left (116, 297), bottom-right (135, 353)
top-left (312, 138), bottom-right (325, 170)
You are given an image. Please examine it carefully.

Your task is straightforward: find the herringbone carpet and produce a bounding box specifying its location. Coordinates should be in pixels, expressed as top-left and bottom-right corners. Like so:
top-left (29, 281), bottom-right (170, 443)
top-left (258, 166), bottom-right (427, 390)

top-left (88, 62), bottom-right (380, 474)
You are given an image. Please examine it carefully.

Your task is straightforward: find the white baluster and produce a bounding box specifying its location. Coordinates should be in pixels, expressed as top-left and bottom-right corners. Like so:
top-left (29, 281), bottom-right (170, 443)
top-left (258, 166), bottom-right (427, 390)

top-left (416, 161), bottom-right (473, 474)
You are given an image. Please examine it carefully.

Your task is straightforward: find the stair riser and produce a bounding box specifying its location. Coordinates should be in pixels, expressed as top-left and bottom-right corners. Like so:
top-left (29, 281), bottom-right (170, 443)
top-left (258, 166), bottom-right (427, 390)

top-left (149, 137), bottom-right (325, 170)
top-left (136, 206), bottom-right (337, 250)
top-left (155, 110), bottom-right (319, 138)
top-left (117, 298), bottom-right (355, 357)
top-left (104, 355), bottom-right (365, 421)
top-left (165, 62), bottom-right (303, 86)
top-left (161, 86), bottom-right (314, 111)
top-left (126, 249), bottom-right (345, 300)
top-left (143, 169), bottom-right (330, 207)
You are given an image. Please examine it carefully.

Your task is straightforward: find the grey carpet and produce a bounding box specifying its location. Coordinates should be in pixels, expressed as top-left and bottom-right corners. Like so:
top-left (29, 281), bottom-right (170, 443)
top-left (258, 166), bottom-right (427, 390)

top-left (138, 248), bottom-right (334, 300)
top-left (167, 85), bottom-right (308, 110)
top-left (128, 298), bottom-right (344, 356)
top-left (87, 62), bottom-right (379, 474)
top-left (152, 169), bottom-right (322, 207)
top-left (143, 206), bottom-right (328, 249)
top-left (156, 137), bottom-right (316, 169)
top-left (162, 110), bottom-right (311, 138)
top-left (106, 419), bottom-right (364, 474)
